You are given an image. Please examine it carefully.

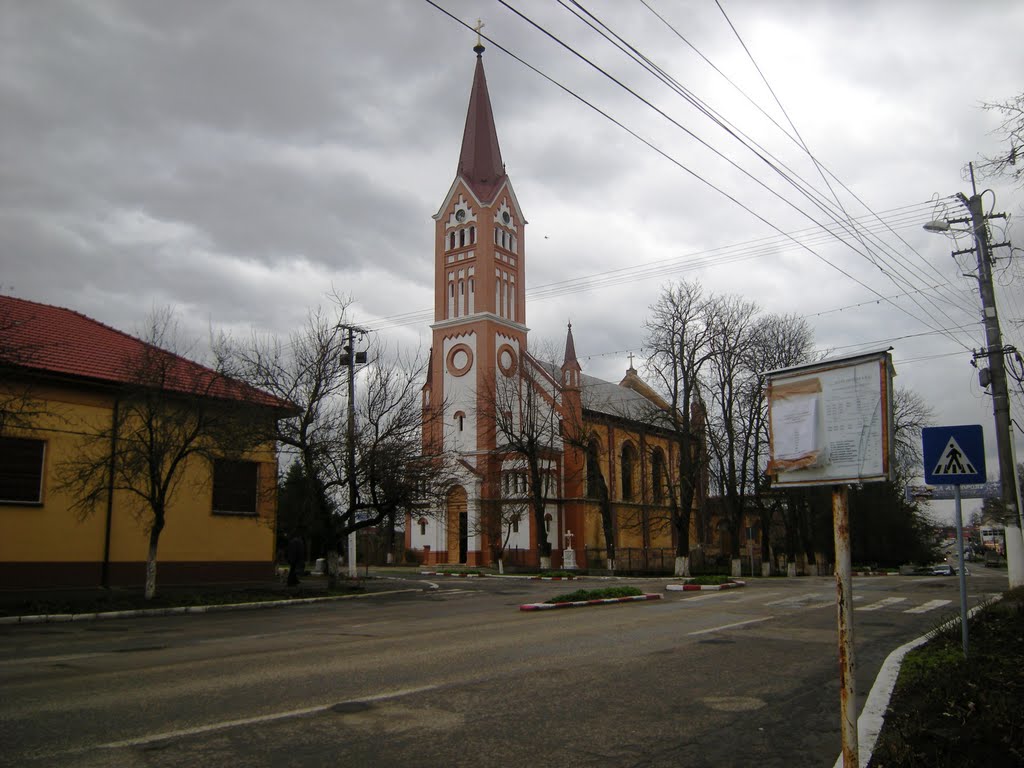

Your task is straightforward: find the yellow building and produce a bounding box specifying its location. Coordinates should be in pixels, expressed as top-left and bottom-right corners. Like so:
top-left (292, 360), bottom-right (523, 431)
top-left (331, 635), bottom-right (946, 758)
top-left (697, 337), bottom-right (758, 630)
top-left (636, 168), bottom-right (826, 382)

top-left (0, 296), bottom-right (290, 588)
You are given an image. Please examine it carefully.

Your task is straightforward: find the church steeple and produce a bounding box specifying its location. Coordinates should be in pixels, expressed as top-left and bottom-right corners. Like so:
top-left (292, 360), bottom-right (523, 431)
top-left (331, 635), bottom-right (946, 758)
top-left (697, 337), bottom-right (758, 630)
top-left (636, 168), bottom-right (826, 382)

top-left (561, 322), bottom-right (581, 389)
top-left (457, 45), bottom-right (506, 203)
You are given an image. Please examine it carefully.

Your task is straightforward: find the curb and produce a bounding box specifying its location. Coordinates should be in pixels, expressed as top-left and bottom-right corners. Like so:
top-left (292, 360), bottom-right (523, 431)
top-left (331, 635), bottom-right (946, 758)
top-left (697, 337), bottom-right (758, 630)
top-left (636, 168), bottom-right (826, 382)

top-left (529, 576), bottom-right (579, 581)
top-left (666, 580), bottom-right (746, 592)
top-left (830, 598), bottom-right (997, 768)
top-left (519, 593), bottom-right (662, 611)
top-left (419, 571), bottom-right (482, 578)
top-left (0, 588), bottom-right (423, 626)
top-left (852, 571), bottom-right (900, 577)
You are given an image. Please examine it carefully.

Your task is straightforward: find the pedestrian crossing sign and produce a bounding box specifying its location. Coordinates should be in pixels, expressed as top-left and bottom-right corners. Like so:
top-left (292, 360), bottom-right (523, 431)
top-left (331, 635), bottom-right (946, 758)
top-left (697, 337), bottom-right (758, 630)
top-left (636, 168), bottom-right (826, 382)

top-left (922, 425), bottom-right (986, 485)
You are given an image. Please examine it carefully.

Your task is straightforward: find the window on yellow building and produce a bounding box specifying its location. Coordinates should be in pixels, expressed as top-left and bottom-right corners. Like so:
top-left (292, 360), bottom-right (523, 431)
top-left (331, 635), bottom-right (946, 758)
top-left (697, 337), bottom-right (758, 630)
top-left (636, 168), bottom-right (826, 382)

top-left (0, 436), bottom-right (45, 504)
top-left (586, 439), bottom-right (602, 498)
top-left (621, 442), bottom-right (637, 501)
top-left (212, 459), bottom-right (258, 515)
top-left (651, 448), bottom-right (666, 504)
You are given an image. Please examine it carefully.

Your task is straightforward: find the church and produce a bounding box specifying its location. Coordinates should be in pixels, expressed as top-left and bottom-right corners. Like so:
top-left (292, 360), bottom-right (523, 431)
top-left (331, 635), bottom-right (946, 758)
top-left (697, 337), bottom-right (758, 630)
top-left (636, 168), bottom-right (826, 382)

top-left (405, 42), bottom-right (704, 570)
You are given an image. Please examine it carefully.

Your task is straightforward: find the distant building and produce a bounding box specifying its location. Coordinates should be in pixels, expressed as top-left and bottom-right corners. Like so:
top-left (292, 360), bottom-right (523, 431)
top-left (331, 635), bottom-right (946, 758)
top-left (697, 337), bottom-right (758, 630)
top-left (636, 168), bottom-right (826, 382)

top-left (405, 44), bottom-right (705, 569)
top-left (0, 296), bottom-right (291, 587)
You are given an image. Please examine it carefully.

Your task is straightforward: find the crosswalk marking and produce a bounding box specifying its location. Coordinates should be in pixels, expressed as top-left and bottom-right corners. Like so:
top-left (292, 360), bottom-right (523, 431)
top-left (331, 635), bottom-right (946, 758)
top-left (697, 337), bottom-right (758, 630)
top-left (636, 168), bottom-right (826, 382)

top-left (765, 593), bottom-right (833, 608)
top-left (856, 597), bottom-right (907, 612)
top-left (904, 599), bottom-right (952, 614)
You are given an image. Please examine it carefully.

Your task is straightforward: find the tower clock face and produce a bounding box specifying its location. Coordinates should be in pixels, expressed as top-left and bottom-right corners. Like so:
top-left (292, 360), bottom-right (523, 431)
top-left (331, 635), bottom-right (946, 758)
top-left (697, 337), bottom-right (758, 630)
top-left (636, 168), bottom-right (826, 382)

top-left (502, 211), bottom-right (511, 224)
top-left (456, 209), bottom-right (466, 222)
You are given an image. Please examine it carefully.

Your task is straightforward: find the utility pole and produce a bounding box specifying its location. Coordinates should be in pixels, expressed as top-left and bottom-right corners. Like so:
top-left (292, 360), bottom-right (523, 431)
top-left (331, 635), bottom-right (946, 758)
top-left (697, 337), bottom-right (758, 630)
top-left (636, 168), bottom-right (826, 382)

top-left (340, 324), bottom-right (367, 579)
top-left (943, 168), bottom-right (1022, 586)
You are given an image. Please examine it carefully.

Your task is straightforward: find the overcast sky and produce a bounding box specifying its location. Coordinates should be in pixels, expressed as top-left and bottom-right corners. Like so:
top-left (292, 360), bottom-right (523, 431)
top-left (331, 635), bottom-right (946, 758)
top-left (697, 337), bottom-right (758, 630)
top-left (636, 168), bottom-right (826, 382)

top-left (3, 0), bottom-right (1023, 520)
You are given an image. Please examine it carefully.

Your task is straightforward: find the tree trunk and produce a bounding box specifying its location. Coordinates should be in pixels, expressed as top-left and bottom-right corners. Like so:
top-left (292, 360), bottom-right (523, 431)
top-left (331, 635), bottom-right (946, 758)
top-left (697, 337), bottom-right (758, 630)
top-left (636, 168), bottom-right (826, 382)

top-left (540, 556), bottom-right (552, 570)
top-left (674, 555), bottom-right (689, 577)
top-left (326, 549), bottom-right (341, 587)
top-left (731, 557), bottom-right (742, 578)
top-left (606, 558), bottom-right (616, 571)
top-left (144, 519), bottom-right (163, 600)
top-left (145, 539), bottom-right (158, 600)
top-left (497, 558), bottom-right (504, 575)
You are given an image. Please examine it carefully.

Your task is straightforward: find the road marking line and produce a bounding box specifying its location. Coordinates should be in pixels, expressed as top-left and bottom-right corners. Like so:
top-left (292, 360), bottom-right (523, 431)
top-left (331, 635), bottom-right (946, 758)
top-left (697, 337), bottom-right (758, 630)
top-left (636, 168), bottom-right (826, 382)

top-left (94, 684), bottom-right (442, 750)
top-left (678, 593), bottom-right (730, 603)
top-left (765, 593), bottom-right (827, 607)
top-left (687, 617), bottom-right (772, 636)
top-left (856, 597), bottom-right (907, 612)
top-left (0, 652), bottom-right (106, 667)
top-left (904, 599), bottom-right (952, 614)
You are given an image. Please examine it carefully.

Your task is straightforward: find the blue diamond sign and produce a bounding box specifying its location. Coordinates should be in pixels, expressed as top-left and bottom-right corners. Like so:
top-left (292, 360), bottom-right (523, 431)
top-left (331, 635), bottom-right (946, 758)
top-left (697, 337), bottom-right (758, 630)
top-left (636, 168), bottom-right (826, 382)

top-left (922, 425), bottom-right (986, 486)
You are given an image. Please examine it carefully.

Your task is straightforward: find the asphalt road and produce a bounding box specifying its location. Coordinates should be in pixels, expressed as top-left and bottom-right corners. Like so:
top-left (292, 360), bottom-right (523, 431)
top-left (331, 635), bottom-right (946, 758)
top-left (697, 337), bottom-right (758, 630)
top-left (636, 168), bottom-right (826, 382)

top-left (0, 569), bottom-right (1007, 767)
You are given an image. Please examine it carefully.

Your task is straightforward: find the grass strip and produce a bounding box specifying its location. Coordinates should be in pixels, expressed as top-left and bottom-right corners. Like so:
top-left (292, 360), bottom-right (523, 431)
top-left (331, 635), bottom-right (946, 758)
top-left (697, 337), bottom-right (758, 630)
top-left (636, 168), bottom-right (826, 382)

top-left (868, 587), bottom-right (1024, 767)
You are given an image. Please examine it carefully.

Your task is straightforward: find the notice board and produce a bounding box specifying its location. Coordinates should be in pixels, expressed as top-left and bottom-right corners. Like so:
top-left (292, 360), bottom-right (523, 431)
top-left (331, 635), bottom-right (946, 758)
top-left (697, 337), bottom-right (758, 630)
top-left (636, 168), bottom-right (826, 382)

top-left (766, 349), bottom-right (895, 486)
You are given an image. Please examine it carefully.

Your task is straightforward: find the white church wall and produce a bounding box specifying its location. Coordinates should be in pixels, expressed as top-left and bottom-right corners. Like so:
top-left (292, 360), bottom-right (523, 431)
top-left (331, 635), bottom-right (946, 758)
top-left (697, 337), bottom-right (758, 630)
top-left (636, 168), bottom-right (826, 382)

top-left (442, 333), bottom-right (477, 454)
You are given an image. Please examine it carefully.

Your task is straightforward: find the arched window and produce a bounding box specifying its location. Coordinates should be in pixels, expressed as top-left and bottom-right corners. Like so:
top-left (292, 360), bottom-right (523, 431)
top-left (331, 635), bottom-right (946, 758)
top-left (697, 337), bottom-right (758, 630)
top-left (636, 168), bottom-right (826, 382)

top-left (469, 225), bottom-right (476, 244)
top-left (418, 517), bottom-right (428, 536)
top-left (449, 232), bottom-right (456, 250)
top-left (460, 229), bottom-right (466, 247)
top-left (454, 411), bottom-right (466, 432)
top-left (651, 448), bottom-right (666, 504)
top-left (586, 439), bottom-right (603, 499)
top-left (621, 442), bottom-right (637, 501)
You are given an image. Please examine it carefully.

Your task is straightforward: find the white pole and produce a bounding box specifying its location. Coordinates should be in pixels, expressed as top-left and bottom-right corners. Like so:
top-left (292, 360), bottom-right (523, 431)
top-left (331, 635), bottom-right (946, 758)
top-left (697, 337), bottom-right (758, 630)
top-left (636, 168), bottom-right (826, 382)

top-left (348, 530), bottom-right (357, 578)
top-left (953, 485), bottom-right (970, 656)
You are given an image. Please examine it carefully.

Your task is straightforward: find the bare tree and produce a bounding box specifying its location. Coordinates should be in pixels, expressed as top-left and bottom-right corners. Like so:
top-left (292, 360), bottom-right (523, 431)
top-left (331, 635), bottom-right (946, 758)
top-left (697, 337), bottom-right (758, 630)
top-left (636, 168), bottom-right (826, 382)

top-left (644, 280), bottom-right (717, 576)
top-left (215, 302), bottom-right (351, 582)
top-left (891, 387), bottom-right (934, 484)
top-left (485, 348), bottom-right (564, 567)
top-left (474, 494), bottom-right (528, 574)
top-left (351, 349), bottom-right (456, 558)
top-left (978, 92), bottom-right (1024, 188)
top-left (218, 300), bottom-right (454, 583)
top-left (704, 295), bottom-right (760, 572)
top-left (60, 308), bottom-right (268, 599)
top-left (745, 313), bottom-right (816, 572)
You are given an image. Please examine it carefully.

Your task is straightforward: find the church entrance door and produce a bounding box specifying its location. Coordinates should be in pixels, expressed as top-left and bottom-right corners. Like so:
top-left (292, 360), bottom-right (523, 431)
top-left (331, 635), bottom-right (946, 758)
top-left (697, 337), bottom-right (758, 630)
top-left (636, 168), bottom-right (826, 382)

top-left (446, 486), bottom-right (468, 564)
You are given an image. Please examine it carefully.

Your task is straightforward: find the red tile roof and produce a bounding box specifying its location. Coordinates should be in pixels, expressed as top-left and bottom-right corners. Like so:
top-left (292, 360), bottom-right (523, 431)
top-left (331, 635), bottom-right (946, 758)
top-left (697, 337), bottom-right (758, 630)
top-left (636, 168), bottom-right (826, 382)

top-left (0, 295), bottom-right (291, 410)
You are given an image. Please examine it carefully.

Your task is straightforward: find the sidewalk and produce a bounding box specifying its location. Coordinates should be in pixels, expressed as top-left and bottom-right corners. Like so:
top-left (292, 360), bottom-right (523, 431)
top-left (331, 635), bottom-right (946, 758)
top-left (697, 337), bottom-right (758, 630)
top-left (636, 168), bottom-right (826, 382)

top-left (0, 569), bottom-right (424, 624)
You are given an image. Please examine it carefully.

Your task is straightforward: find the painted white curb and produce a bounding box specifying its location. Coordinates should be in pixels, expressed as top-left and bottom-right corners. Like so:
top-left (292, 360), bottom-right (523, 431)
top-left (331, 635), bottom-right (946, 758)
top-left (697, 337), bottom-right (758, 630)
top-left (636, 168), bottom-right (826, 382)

top-left (666, 580), bottom-right (746, 592)
top-left (831, 599), bottom-right (996, 768)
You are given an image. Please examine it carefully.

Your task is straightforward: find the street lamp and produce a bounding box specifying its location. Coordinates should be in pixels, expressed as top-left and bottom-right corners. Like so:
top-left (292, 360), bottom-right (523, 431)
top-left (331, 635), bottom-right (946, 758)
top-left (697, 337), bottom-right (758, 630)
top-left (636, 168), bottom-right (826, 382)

top-left (924, 183), bottom-right (1024, 588)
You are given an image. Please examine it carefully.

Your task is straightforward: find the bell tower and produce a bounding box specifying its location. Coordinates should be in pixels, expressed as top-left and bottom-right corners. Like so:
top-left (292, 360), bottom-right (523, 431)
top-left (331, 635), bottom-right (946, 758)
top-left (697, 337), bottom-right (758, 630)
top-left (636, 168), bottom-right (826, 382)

top-left (419, 41), bottom-right (529, 565)
top-left (425, 41), bottom-right (528, 464)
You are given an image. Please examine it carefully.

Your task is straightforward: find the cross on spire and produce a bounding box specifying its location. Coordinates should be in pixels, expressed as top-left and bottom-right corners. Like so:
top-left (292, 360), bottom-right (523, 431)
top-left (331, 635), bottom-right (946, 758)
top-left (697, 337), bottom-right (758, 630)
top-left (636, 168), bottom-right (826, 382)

top-left (627, 352), bottom-right (635, 370)
top-left (474, 18), bottom-right (485, 47)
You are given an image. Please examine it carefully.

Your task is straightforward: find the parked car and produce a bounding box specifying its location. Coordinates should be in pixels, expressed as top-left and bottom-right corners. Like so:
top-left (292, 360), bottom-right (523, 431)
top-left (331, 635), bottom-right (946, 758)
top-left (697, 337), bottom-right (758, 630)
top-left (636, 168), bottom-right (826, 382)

top-left (932, 564), bottom-right (954, 576)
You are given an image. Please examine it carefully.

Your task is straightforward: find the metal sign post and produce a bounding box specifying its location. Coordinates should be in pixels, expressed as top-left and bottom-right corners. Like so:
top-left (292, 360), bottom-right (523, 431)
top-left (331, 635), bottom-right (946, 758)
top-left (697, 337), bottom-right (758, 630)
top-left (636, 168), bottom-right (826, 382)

top-left (765, 349), bottom-right (896, 767)
top-left (832, 484), bottom-right (857, 768)
top-left (922, 424), bottom-right (986, 658)
top-left (952, 485), bottom-right (969, 656)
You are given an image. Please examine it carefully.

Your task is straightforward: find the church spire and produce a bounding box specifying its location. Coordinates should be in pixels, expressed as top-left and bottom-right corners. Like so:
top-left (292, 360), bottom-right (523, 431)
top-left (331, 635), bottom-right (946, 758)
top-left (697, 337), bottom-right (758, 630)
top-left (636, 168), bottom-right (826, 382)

top-left (562, 321), bottom-right (581, 389)
top-left (457, 43), bottom-right (506, 203)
